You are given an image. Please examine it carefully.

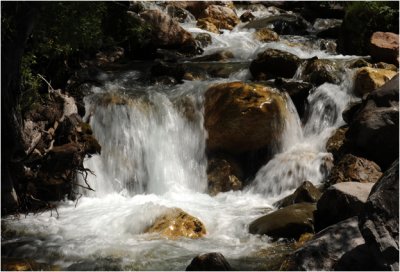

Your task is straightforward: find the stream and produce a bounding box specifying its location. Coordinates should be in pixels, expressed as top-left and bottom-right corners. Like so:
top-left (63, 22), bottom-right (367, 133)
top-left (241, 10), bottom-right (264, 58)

top-left (2, 4), bottom-right (362, 271)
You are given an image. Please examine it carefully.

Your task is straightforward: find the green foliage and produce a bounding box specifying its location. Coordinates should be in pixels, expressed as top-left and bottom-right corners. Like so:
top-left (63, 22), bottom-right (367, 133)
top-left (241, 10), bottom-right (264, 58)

top-left (340, 1), bottom-right (399, 55)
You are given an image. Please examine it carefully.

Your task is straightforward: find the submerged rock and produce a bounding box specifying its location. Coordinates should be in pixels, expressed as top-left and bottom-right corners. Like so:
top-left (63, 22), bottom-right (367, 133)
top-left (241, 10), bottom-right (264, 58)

top-left (250, 49), bottom-right (301, 80)
top-left (204, 82), bottom-right (288, 154)
top-left (194, 33), bottom-right (212, 48)
top-left (354, 67), bottom-right (397, 97)
top-left (326, 154), bottom-right (382, 185)
top-left (359, 159), bottom-right (399, 270)
top-left (186, 252), bottom-right (232, 271)
top-left (315, 182), bottom-right (374, 231)
top-left (207, 156), bottom-right (243, 196)
top-left (274, 181), bottom-right (322, 208)
top-left (370, 32), bottom-right (399, 66)
top-left (145, 208), bottom-right (206, 239)
top-left (249, 203), bottom-right (316, 239)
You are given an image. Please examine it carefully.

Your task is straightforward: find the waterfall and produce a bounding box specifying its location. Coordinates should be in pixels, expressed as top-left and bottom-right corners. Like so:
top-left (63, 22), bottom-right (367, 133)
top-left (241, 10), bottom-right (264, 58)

top-left (82, 84), bottom-right (208, 197)
top-left (250, 69), bottom-right (355, 197)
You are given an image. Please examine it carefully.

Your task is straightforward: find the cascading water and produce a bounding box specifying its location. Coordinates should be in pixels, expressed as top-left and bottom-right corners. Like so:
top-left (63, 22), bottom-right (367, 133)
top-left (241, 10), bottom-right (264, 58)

top-left (3, 4), bottom-right (363, 271)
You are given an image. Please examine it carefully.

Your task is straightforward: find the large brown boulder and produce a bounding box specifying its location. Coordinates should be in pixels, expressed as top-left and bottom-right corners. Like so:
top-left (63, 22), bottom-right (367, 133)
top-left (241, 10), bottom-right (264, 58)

top-left (166, 1), bottom-right (214, 19)
top-left (354, 67), bottom-right (397, 97)
top-left (315, 182), bottom-right (374, 231)
top-left (326, 154), bottom-right (382, 185)
top-left (198, 5), bottom-right (240, 31)
top-left (250, 49), bottom-right (301, 80)
top-left (359, 159), bottom-right (399, 270)
top-left (196, 18), bottom-right (220, 34)
top-left (140, 10), bottom-right (197, 54)
top-left (249, 203), bottom-right (316, 239)
top-left (370, 32), bottom-right (399, 66)
top-left (204, 82), bottom-right (288, 153)
top-left (186, 252), bottom-right (232, 271)
top-left (346, 74), bottom-right (399, 169)
top-left (145, 208), bottom-right (206, 239)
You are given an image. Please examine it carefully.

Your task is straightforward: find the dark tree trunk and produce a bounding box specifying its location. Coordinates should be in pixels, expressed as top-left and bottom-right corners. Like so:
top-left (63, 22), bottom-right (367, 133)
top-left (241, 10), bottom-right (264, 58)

top-left (1, 2), bottom-right (40, 214)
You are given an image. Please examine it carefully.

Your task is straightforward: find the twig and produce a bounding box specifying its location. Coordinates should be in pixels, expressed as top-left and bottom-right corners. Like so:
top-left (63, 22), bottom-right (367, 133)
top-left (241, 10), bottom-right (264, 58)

top-left (37, 73), bottom-right (54, 91)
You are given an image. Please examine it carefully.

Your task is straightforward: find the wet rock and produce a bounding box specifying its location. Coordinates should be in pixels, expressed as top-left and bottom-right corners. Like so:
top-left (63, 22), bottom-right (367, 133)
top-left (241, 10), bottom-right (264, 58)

top-left (194, 33), bottom-right (212, 48)
top-left (207, 156), bottom-right (243, 196)
top-left (1, 258), bottom-right (59, 271)
top-left (192, 50), bottom-right (234, 62)
top-left (274, 78), bottom-right (313, 119)
top-left (250, 49), bottom-right (301, 80)
top-left (145, 208), bottom-right (206, 239)
top-left (243, 14), bottom-right (309, 35)
top-left (204, 82), bottom-right (288, 154)
top-left (302, 57), bottom-right (341, 86)
top-left (253, 28), bottom-right (279, 43)
top-left (370, 32), bottom-right (399, 66)
top-left (371, 62), bottom-right (398, 71)
top-left (346, 74), bottom-right (399, 169)
top-left (274, 181), bottom-right (321, 208)
top-left (354, 67), bottom-right (397, 97)
top-left (166, 1), bottom-right (214, 19)
top-left (165, 4), bottom-right (193, 23)
top-left (313, 18), bottom-right (342, 39)
top-left (326, 154), bottom-right (382, 186)
top-left (240, 10), bottom-right (255, 23)
top-left (196, 18), bottom-right (220, 34)
top-left (326, 126), bottom-right (348, 161)
top-left (198, 5), bottom-right (240, 31)
top-left (150, 61), bottom-right (185, 83)
top-left (347, 58), bottom-right (371, 69)
top-left (333, 243), bottom-right (378, 271)
top-left (249, 203), bottom-right (316, 239)
top-left (319, 39), bottom-right (337, 54)
top-left (186, 252), bottom-right (232, 271)
top-left (285, 217), bottom-right (365, 271)
top-left (139, 10), bottom-right (197, 54)
top-left (359, 159), bottom-right (399, 270)
top-left (315, 182), bottom-right (374, 231)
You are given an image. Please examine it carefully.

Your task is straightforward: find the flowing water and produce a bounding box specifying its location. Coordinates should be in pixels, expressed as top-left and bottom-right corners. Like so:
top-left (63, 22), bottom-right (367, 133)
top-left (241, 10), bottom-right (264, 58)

top-left (3, 5), bottom-right (361, 271)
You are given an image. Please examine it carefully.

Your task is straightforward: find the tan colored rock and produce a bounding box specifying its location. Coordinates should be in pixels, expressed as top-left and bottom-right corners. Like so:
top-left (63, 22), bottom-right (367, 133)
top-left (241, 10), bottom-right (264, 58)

top-left (199, 5), bottom-right (240, 30)
top-left (254, 28), bottom-right (279, 43)
top-left (370, 32), bottom-right (399, 66)
top-left (204, 82), bottom-right (288, 153)
top-left (196, 18), bottom-right (219, 34)
top-left (326, 126), bottom-right (348, 161)
top-left (145, 208), bottom-right (206, 239)
top-left (327, 154), bottom-right (382, 185)
top-left (140, 10), bottom-right (196, 52)
top-left (354, 67), bottom-right (397, 97)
